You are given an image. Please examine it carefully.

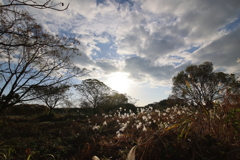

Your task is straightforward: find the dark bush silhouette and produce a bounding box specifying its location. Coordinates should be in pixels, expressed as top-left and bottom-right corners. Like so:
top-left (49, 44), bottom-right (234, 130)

top-left (5, 104), bottom-right (49, 116)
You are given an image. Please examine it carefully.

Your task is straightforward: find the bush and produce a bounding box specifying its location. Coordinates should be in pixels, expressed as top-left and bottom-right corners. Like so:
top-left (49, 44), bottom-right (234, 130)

top-left (5, 104), bottom-right (49, 116)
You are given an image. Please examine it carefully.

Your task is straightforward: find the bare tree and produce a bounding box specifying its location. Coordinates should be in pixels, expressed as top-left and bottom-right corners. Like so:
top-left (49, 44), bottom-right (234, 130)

top-left (0, 7), bottom-right (87, 114)
top-left (0, 0), bottom-right (70, 11)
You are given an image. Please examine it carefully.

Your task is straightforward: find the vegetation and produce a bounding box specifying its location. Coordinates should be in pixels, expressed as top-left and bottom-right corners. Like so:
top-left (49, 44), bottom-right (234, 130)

top-left (74, 79), bottom-right (111, 115)
top-left (145, 98), bottom-right (187, 111)
top-left (0, 5), bottom-right (87, 114)
top-left (0, 1), bottom-right (240, 159)
top-left (28, 84), bottom-right (70, 115)
top-left (74, 79), bottom-right (132, 115)
top-left (4, 104), bottom-right (49, 116)
top-left (171, 61), bottom-right (238, 110)
top-left (0, 94), bottom-right (239, 159)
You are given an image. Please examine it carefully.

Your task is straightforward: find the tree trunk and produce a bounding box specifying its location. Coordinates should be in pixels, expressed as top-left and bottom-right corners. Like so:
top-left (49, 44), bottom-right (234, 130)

top-left (93, 106), bottom-right (96, 115)
top-left (49, 107), bottom-right (53, 116)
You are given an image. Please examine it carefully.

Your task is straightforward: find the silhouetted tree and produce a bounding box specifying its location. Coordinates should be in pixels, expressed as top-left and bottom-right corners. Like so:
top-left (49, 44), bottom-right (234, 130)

top-left (28, 84), bottom-right (70, 115)
top-left (74, 79), bottom-right (111, 114)
top-left (104, 91), bottom-right (128, 105)
top-left (171, 61), bottom-right (235, 110)
top-left (100, 91), bottom-right (129, 113)
top-left (0, 7), bottom-right (87, 114)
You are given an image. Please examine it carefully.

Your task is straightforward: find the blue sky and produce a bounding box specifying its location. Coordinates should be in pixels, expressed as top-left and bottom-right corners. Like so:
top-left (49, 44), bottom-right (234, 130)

top-left (4, 0), bottom-right (240, 106)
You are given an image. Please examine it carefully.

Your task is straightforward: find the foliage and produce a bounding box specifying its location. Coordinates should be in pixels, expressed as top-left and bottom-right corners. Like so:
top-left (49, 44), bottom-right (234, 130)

top-left (74, 79), bottom-right (136, 115)
top-left (99, 91), bottom-right (129, 113)
top-left (0, 3), bottom-right (239, 157)
top-left (145, 98), bottom-right (187, 111)
top-left (4, 104), bottom-right (49, 116)
top-left (104, 91), bottom-right (128, 106)
top-left (0, 97), bottom-right (239, 159)
top-left (0, 142), bottom-right (15, 160)
top-left (74, 79), bottom-right (111, 114)
top-left (171, 61), bottom-right (237, 110)
top-left (0, 6), bottom-right (87, 114)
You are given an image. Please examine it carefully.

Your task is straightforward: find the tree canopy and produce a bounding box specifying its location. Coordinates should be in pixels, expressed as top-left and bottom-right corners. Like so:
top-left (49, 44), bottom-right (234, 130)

top-left (171, 61), bottom-right (237, 110)
top-left (74, 79), bottom-right (111, 114)
top-left (104, 91), bottom-right (128, 106)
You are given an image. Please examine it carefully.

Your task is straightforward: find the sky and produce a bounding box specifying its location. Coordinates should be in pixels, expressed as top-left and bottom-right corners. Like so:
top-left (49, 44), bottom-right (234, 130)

top-left (2, 0), bottom-right (240, 106)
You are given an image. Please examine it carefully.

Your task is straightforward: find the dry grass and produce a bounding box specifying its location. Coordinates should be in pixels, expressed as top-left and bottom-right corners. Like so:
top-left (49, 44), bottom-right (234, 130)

top-left (0, 96), bottom-right (239, 159)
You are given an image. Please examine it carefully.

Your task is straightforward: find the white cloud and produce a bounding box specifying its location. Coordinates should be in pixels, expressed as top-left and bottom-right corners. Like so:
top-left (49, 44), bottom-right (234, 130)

top-left (14, 0), bottom-right (240, 104)
top-left (70, 0), bottom-right (97, 20)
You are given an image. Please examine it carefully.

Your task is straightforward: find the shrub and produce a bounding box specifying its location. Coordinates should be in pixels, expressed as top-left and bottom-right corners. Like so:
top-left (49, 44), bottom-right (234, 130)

top-left (4, 104), bottom-right (49, 116)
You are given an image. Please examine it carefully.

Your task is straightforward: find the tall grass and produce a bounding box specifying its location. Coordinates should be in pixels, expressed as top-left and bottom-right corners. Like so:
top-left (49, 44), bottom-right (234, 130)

top-left (86, 97), bottom-right (240, 159)
top-left (0, 95), bottom-right (239, 159)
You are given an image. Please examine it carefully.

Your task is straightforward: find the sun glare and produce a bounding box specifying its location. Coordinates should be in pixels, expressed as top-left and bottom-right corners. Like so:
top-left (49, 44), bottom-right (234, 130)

top-left (107, 72), bottom-right (130, 93)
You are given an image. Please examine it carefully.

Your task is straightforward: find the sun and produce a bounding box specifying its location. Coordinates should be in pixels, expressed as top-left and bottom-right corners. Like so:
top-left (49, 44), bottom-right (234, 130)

top-left (107, 72), bottom-right (130, 93)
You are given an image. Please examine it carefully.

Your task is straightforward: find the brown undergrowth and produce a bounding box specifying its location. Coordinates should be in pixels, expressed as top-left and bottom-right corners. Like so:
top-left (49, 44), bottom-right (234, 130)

top-left (0, 97), bottom-right (239, 160)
